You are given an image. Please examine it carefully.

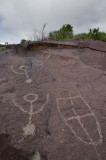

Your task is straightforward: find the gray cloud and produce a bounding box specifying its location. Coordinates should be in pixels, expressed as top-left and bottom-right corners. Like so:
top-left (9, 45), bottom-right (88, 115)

top-left (0, 0), bottom-right (106, 43)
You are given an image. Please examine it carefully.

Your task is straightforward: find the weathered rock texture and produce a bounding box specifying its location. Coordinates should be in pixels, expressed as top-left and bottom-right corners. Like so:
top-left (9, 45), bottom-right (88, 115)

top-left (0, 39), bottom-right (106, 160)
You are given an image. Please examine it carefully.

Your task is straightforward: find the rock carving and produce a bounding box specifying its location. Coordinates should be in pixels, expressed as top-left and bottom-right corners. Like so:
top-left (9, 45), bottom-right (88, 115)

top-left (56, 83), bottom-right (103, 160)
top-left (12, 93), bottom-right (49, 136)
top-left (10, 65), bottom-right (32, 83)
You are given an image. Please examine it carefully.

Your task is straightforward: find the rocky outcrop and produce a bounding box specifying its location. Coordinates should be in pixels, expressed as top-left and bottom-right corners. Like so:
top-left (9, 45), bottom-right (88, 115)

top-left (0, 39), bottom-right (106, 160)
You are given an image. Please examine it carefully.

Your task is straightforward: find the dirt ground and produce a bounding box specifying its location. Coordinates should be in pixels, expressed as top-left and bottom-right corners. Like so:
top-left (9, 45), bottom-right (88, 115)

top-left (0, 39), bottom-right (106, 160)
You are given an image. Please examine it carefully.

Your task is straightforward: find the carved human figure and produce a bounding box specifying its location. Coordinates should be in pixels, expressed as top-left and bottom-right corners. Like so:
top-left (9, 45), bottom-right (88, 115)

top-left (12, 93), bottom-right (49, 136)
top-left (10, 65), bottom-right (32, 83)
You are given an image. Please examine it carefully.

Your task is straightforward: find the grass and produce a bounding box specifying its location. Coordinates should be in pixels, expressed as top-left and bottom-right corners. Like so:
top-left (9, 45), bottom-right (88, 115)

top-left (0, 46), bottom-right (6, 52)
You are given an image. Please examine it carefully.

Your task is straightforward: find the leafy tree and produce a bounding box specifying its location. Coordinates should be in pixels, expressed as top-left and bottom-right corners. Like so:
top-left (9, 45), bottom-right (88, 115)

top-left (88, 28), bottom-right (100, 40)
top-left (74, 33), bottom-right (89, 39)
top-left (74, 28), bottom-right (106, 42)
top-left (21, 39), bottom-right (27, 44)
top-left (49, 24), bottom-right (73, 41)
top-left (20, 39), bottom-right (31, 46)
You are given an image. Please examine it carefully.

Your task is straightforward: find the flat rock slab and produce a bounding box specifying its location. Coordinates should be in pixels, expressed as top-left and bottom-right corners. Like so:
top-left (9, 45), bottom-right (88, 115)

top-left (0, 40), bottom-right (106, 160)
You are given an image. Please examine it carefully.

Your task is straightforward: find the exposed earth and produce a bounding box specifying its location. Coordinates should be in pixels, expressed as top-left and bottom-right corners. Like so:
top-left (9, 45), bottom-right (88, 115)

top-left (0, 39), bottom-right (106, 160)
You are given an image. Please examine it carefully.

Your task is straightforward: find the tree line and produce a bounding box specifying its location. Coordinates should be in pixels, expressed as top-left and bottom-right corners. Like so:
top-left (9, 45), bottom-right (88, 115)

top-left (20, 24), bottom-right (106, 44)
top-left (49, 24), bottom-right (106, 42)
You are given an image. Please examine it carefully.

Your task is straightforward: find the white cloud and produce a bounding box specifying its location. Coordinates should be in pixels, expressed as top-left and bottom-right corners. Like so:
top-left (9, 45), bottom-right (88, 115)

top-left (0, 0), bottom-right (106, 43)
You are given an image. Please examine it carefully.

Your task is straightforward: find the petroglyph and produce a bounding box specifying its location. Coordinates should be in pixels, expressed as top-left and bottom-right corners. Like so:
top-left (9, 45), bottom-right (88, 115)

top-left (61, 59), bottom-right (75, 65)
top-left (41, 51), bottom-right (76, 66)
top-left (12, 93), bottom-right (49, 136)
top-left (10, 65), bottom-right (32, 83)
top-left (56, 83), bottom-right (103, 160)
top-left (87, 51), bottom-right (105, 58)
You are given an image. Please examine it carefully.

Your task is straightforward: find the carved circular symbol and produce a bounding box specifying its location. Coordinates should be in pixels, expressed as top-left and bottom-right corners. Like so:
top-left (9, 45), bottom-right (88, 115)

top-left (20, 66), bottom-right (28, 71)
top-left (23, 93), bottom-right (38, 103)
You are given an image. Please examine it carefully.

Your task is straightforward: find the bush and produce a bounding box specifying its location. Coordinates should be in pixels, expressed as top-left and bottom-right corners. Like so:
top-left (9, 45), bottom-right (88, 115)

top-left (0, 47), bottom-right (6, 52)
top-left (74, 28), bottom-right (106, 42)
top-left (49, 25), bottom-right (106, 42)
top-left (20, 39), bottom-right (31, 47)
top-left (88, 28), bottom-right (101, 40)
top-left (74, 33), bottom-right (90, 39)
top-left (20, 39), bottom-right (27, 44)
top-left (49, 24), bottom-right (73, 41)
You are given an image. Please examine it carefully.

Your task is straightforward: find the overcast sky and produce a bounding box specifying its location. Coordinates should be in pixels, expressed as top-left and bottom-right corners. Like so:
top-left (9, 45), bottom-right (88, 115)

top-left (0, 0), bottom-right (106, 44)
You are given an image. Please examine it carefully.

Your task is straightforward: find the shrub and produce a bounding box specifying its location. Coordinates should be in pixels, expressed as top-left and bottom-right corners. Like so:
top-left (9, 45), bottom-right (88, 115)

top-left (20, 39), bottom-right (27, 44)
top-left (74, 28), bottom-right (106, 42)
top-left (74, 33), bottom-right (90, 39)
top-left (48, 25), bottom-right (106, 42)
top-left (49, 24), bottom-right (73, 41)
top-left (0, 46), bottom-right (6, 51)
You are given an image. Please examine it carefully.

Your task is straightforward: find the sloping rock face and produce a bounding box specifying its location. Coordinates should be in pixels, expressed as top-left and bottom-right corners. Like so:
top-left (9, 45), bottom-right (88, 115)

top-left (0, 40), bottom-right (106, 160)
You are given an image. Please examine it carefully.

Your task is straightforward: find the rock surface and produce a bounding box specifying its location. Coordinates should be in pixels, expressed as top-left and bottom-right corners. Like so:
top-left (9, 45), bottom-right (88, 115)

top-left (0, 39), bottom-right (106, 160)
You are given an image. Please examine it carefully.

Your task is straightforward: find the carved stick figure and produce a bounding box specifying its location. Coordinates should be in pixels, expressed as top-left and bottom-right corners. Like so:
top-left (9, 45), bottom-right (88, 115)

top-left (12, 93), bottom-right (49, 136)
top-left (10, 65), bottom-right (32, 83)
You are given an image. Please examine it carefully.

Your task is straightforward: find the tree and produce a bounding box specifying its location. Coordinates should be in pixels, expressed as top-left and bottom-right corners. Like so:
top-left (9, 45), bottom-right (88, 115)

top-left (49, 24), bottom-right (73, 41)
top-left (21, 39), bottom-right (27, 44)
top-left (88, 28), bottom-right (100, 40)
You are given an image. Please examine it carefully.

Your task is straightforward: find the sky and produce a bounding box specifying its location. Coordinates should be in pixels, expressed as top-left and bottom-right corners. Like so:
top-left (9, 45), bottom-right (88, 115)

top-left (0, 0), bottom-right (106, 44)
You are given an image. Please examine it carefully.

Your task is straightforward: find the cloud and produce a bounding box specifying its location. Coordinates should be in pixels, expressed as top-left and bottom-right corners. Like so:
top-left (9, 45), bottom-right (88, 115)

top-left (0, 0), bottom-right (106, 43)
